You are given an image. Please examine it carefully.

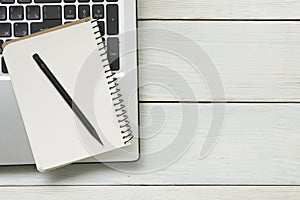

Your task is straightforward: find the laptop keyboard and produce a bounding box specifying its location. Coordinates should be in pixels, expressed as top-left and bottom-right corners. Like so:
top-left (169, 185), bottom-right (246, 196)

top-left (0, 0), bottom-right (120, 74)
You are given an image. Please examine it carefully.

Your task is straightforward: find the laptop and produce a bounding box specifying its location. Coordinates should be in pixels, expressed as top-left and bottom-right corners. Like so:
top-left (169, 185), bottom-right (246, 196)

top-left (0, 0), bottom-right (139, 165)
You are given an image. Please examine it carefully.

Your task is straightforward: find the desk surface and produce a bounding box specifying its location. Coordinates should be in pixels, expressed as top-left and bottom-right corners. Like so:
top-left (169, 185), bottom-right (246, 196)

top-left (1, 0), bottom-right (300, 199)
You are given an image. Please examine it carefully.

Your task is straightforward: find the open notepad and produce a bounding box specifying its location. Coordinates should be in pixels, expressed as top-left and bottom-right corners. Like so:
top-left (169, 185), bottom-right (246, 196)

top-left (3, 18), bottom-right (133, 172)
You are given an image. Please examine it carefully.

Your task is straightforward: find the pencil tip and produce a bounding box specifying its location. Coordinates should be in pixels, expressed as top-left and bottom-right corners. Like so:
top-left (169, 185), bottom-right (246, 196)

top-left (94, 134), bottom-right (104, 146)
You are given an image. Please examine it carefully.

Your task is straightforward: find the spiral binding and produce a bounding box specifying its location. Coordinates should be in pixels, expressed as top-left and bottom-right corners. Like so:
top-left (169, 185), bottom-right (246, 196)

top-left (91, 19), bottom-right (133, 145)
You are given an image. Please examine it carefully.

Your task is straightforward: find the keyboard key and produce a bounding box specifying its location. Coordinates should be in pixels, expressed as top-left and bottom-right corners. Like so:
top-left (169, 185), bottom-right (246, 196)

top-left (0, 23), bottom-right (11, 37)
top-left (0, 0), bottom-right (15, 4)
top-left (43, 5), bottom-right (62, 19)
top-left (107, 0), bottom-right (118, 1)
top-left (2, 57), bottom-right (8, 74)
top-left (9, 6), bottom-right (24, 20)
top-left (18, 0), bottom-right (32, 3)
top-left (92, 5), bottom-right (104, 19)
top-left (0, 40), bottom-right (3, 54)
top-left (106, 4), bottom-right (118, 35)
top-left (64, 5), bottom-right (76, 19)
top-left (97, 21), bottom-right (104, 35)
top-left (78, 5), bottom-right (90, 19)
top-left (92, 0), bottom-right (103, 2)
top-left (14, 23), bottom-right (28, 37)
top-left (30, 19), bottom-right (62, 34)
top-left (26, 6), bottom-right (40, 20)
top-left (0, 6), bottom-right (7, 21)
top-left (64, 0), bottom-right (75, 2)
top-left (78, 0), bottom-right (89, 2)
top-left (34, 0), bottom-right (61, 3)
top-left (107, 37), bottom-right (119, 70)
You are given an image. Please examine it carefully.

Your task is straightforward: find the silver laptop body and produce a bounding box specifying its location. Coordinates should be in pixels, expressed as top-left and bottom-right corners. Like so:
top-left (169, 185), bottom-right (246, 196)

top-left (0, 0), bottom-right (139, 165)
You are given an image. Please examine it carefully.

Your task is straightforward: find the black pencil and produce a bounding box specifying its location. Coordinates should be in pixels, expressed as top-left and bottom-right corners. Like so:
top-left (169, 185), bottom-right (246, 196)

top-left (32, 53), bottom-right (103, 145)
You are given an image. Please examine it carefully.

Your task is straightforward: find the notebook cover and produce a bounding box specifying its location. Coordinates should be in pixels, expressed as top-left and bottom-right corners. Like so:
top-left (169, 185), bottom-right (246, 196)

top-left (3, 18), bottom-right (129, 172)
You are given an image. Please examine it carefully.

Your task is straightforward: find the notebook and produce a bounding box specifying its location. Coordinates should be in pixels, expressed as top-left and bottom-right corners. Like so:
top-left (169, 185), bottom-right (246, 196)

top-left (2, 18), bottom-right (133, 172)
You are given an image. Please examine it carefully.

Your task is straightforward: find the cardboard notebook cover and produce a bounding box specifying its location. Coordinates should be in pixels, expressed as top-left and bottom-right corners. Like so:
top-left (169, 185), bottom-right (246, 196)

top-left (3, 18), bottom-right (132, 172)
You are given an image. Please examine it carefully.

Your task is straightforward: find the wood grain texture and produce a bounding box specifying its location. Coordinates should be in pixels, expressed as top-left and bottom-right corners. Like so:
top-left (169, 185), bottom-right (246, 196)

top-left (138, 21), bottom-right (300, 101)
top-left (138, 0), bottom-right (300, 19)
top-left (1, 186), bottom-right (300, 199)
top-left (0, 103), bottom-right (299, 185)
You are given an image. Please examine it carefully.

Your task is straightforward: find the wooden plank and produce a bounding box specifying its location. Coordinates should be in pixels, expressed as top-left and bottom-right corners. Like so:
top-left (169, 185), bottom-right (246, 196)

top-left (0, 103), bottom-right (299, 185)
top-left (138, 0), bottom-right (300, 19)
top-left (1, 186), bottom-right (300, 199)
top-left (138, 21), bottom-right (300, 101)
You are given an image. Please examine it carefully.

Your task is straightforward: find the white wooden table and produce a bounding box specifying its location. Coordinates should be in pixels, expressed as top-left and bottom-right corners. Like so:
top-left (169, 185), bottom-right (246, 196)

top-left (1, 0), bottom-right (300, 199)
